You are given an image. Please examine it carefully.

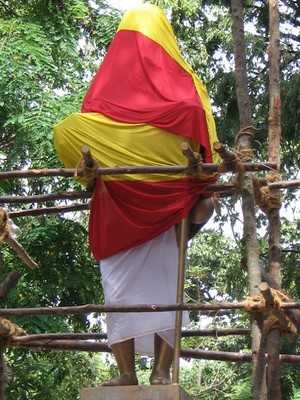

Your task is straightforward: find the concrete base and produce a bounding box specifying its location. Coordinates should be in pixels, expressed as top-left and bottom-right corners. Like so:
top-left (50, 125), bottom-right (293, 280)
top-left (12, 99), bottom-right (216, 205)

top-left (81, 384), bottom-right (191, 400)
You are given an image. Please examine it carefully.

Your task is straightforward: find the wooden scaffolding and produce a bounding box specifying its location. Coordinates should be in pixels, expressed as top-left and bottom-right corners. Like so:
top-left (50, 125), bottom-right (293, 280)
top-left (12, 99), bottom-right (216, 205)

top-left (0, 1), bottom-right (299, 399)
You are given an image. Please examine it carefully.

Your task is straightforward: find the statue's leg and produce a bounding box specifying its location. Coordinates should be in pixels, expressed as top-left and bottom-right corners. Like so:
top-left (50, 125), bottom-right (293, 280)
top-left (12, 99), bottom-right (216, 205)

top-left (102, 339), bottom-right (138, 386)
top-left (150, 334), bottom-right (173, 385)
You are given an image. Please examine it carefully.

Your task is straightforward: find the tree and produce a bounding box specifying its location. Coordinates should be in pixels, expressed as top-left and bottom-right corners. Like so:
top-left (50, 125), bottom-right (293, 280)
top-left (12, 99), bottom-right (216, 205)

top-left (0, 1), bottom-right (120, 398)
top-left (0, 0), bottom-right (299, 398)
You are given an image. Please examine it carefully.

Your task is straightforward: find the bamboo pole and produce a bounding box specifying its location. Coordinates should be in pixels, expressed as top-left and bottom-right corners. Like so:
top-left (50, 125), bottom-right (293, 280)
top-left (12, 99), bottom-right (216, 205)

top-left (266, 1), bottom-right (282, 398)
top-left (9, 328), bottom-right (250, 343)
top-left (230, 1), bottom-right (267, 398)
top-left (185, 309), bottom-right (235, 316)
top-left (269, 180), bottom-right (300, 190)
top-left (9, 204), bottom-right (89, 218)
top-left (0, 191), bottom-right (91, 204)
top-left (0, 350), bottom-right (5, 400)
top-left (172, 218), bottom-right (189, 384)
top-left (0, 301), bottom-right (299, 317)
top-left (6, 338), bottom-right (300, 365)
top-left (2, 180), bottom-right (299, 208)
top-left (11, 333), bottom-right (108, 342)
top-left (181, 349), bottom-right (300, 364)
top-left (9, 339), bottom-right (111, 353)
top-left (0, 303), bottom-right (244, 317)
top-left (182, 328), bottom-right (250, 337)
top-left (0, 185), bottom-right (236, 205)
top-left (0, 163), bottom-right (277, 181)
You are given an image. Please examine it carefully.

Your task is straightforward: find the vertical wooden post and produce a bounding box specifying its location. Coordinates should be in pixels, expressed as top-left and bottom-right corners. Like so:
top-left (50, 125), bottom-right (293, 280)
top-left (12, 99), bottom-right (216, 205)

top-left (0, 268), bottom-right (21, 400)
top-left (230, 1), bottom-right (267, 398)
top-left (268, 1), bottom-right (281, 172)
top-left (172, 218), bottom-right (188, 384)
top-left (0, 349), bottom-right (5, 400)
top-left (266, 1), bottom-right (282, 399)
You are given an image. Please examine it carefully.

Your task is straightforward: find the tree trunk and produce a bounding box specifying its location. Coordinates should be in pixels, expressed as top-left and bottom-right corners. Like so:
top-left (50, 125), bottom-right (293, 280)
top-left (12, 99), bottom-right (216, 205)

top-left (230, 0), bottom-right (267, 398)
top-left (0, 351), bottom-right (5, 400)
top-left (266, 1), bottom-right (282, 399)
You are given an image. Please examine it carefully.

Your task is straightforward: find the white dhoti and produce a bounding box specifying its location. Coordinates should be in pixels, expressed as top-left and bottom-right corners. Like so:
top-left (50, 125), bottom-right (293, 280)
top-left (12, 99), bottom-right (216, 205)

top-left (100, 227), bottom-right (189, 355)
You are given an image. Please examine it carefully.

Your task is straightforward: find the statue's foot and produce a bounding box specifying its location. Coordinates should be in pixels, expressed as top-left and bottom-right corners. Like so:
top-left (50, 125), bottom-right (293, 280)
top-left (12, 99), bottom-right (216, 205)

top-left (102, 373), bottom-right (138, 386)
top-left (150, 369), bottom-right (171, 385)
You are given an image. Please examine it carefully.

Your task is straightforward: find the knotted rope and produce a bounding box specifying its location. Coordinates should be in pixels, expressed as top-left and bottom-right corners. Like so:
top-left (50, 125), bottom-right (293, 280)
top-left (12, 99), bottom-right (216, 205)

top-left (253, 173), bottom-right (282, 214)
top-left (74, 154), bottom-right (99, 190)
top-left (244, 289), bottom-right (298, 335)
top-left (0, 209), bottom-right (10, 243)
top-left (234, 125), bottom-right (257, 149)
top-left (236, 148), bottom-right (254, 162)
top-left (244, 288), bottom-right (289, 312)
top-left (0, 318), bottom-right (26, 338)
top-left (215, 142), bottom-right (246, 178)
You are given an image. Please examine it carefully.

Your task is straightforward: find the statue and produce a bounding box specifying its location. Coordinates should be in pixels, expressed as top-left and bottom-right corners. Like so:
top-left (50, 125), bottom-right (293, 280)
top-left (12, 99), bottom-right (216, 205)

top-left (54, 4), bottom-right (219, 386)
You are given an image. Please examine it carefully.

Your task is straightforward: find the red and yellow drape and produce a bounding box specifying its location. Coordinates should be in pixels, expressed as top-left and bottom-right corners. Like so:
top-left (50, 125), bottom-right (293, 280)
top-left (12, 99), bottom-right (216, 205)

top-left (54, 4), bottom-right (219, 260)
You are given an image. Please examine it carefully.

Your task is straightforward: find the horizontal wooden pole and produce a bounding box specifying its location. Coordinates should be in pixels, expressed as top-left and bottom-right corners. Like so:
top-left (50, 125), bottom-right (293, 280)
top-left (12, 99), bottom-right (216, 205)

top-left (182, 348), bottom-right (252, 362)
top-left (0, 302), bottom-right (299, 317)
top-left (2, 179), bottom-right (298, 207)
top-left (0, 302), bottom-right (245, 317)
top-left (0, 192), bottom-right (91, 204)
top-left (0, 186), bottom-right (235, 205)
top-left (3, 179), bottom-right (298, 207)
top-left (269, 179), bottom-right (300, 190)
top-left (9, 339), bottom-right (111, 352)
top-left (12, 333), bottom-right (108, 342)
top-left (181, 349), bottom-right (300, 364)
top-left (0, 162), bottom-right (277, 181)
top-left (10, 328), bottom-right (250, 343)
top-left (182, 328), bottom-right (250, 337)
top-left (7, 339), bottom-right (300, 364)
top-left (202, 310), bottom-right (236, 315)
top-left (9, 204), bottom-right (89, 218)
top-left (6, 193), bottom-right (240, 218)
top-left (0, 187), bottom-right (235, 206)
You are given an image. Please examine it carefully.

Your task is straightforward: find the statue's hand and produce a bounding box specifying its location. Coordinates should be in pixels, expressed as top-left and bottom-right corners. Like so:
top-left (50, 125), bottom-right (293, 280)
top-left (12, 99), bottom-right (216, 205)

top-left (191, 197), bottom-right (214, 225)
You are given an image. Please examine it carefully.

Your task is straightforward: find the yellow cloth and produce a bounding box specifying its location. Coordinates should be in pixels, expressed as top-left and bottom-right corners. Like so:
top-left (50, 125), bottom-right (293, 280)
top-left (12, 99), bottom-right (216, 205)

top-left (118, 4), bottom-right (219, 164)
top-left (54, 112), bottom-right (202, 182)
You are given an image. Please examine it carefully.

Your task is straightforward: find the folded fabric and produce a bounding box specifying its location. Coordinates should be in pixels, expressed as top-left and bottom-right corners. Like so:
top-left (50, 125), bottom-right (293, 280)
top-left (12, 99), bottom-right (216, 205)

top-left (54, 5), bottom-right (219, 260)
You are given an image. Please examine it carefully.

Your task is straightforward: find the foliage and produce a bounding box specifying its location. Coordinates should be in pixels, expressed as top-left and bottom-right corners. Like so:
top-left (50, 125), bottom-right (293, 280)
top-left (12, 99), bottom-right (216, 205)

top-left (187, 230), bottom-right (246, 304)
top-left (181, 361), bottom-right (243, 400)
top-left (0, 1), bottom-right (120, 397)
top-left (0, 215), bottom-right (104, 399)
top-left (0, 0), bottom-right (298, 398)
top-left (227, 378), bottom-right (251, 400)
top-left (6, 349), bottom-right (104, 400)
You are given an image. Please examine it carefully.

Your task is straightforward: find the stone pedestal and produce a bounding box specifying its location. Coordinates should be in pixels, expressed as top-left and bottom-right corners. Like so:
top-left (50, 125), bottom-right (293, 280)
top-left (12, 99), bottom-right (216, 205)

top-left (81, 384), bottom-right (191, 400)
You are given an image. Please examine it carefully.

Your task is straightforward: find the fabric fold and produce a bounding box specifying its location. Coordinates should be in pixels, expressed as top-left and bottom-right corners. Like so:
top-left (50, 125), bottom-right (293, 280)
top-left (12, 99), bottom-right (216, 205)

top-left (54, 4), bottom-right (219, 260)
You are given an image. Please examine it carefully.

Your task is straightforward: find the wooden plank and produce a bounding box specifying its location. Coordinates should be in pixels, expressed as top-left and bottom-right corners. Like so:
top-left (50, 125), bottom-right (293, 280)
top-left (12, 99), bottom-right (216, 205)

top-left (81, 384), bottom-right (191, 400)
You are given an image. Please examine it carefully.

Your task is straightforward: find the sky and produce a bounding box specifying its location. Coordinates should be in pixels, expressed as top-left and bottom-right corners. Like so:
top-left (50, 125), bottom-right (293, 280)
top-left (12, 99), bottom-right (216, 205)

top-left (108, 0), bottom-right (144, 11)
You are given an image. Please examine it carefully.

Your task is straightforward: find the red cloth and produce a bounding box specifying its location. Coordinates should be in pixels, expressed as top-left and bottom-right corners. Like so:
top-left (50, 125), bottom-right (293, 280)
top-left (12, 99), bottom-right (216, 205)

top-left (81, 26), bottom-right (217, 259)
top-left (82, 30), bottom-right (212, 163)
top-left (89, 178), bottom-right (214, 260)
